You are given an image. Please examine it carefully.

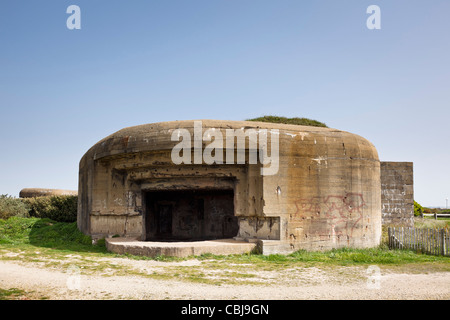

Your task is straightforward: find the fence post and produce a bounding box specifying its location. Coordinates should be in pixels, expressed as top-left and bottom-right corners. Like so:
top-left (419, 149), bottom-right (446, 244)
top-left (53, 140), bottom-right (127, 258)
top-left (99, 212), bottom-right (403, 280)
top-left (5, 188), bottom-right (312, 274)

top-left (388, 227), bottom-right (391, 249)
top-left (437, 229), bottom-right (440, 255)
top-left (437, 229), bottom-right (440, 256)
top-left (391, 227), bottom-right (394, 249)
top-left (435, 229), bottom-right (438, 255)
top-left (447, 230), bottom-right (450, 256)
top-left (420, 228), bottom-right (422, 252)
top-left (433, 229), bottom-right (436, 255)
top-left (434, 213), bottom-right (437, 220)
top-left (409, 228), bottom-right (412, 250)
top-left (441, 229), bottom-right (445, 256)
top-left (433, 229), bottom-right (435, 255)
top-left (436, 229), bottom-right (439, 256)
top-left (392, 227), bottom-right (397, 249)
top-left (447, 230), bottom-right (449, 256)
top-left (400, 227), bottom-right (403, 249)
top-left (388, 227), bottom-right (390, 248)
top-left (414, 228), bottom-right (417, 251)
top-left (393, 227), bottom-right (396, 249)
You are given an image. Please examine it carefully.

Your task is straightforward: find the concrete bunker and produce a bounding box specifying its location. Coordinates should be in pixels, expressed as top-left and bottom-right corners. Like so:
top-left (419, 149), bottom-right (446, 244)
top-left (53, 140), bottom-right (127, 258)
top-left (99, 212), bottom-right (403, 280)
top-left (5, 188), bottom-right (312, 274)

top-left (77, 120), bottom-right (382, 256)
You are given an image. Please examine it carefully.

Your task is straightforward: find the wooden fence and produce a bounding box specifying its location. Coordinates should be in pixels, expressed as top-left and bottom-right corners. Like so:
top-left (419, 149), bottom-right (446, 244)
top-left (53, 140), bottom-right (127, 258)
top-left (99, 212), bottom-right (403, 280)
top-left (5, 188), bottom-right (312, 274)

top-left (388, 227), bottom-right (450, 257)
top-left (421, 213), bottom-right (450, 219)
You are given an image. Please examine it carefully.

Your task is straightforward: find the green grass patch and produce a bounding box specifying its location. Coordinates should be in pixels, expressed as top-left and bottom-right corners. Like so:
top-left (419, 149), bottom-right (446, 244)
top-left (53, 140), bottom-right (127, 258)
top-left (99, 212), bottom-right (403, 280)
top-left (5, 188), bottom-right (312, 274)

top-left (0, 216), bottom-right (106, 253)
top-left (0, 288), bottom-right (26, 300)
top-left (0, 288), bottom-right (49, 300)
top-left (196, 245), bottom-right (449, 267)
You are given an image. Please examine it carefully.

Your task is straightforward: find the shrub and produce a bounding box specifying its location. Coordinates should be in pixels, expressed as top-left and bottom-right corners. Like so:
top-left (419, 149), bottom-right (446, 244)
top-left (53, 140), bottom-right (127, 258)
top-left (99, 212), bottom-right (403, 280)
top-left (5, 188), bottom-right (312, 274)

top-left (423, 207), bottom-right (438, 214)
top-left (0, 195), bottom-right (30, 219)
top-left (246, 115), bottom-right (328, 128)
top-left (414, 200), bottom-right (424, 217)
top-left (22, 195), bottom-right (78, 223)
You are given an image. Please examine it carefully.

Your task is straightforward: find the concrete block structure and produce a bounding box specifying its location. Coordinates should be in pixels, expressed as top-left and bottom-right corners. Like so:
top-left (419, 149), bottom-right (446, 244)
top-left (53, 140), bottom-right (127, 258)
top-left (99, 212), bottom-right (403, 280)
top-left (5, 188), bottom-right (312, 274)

top-left (380, 162), bottom-right (414, 227)
top-left (77, 120), bottom-right (382, 256)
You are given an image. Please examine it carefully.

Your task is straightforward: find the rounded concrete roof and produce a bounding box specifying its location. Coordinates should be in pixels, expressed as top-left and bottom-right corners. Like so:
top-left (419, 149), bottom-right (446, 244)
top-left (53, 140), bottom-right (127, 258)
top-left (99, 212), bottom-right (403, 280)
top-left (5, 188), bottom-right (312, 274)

top-left (81, 120), bottom-right (379, 163)
top-left (19, 188), bottom-right (78, 198)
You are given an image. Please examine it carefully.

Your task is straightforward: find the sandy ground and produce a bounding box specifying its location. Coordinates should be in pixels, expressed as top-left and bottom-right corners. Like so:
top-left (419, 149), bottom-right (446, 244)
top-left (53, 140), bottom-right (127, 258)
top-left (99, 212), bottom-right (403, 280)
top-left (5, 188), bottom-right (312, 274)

top-left (1, 258), bottom-right (449, 300)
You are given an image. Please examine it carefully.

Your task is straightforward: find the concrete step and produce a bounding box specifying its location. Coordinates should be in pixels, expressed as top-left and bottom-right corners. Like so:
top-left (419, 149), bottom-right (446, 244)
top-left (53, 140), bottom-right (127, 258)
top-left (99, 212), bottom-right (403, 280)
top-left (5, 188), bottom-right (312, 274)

top-left (105, 237), bottom-right (257, 258)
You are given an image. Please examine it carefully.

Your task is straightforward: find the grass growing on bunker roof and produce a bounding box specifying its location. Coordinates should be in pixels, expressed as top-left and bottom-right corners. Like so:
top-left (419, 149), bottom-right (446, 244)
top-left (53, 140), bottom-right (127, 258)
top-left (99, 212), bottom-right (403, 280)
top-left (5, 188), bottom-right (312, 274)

top-left (246, 115), bottom-right (328, 128)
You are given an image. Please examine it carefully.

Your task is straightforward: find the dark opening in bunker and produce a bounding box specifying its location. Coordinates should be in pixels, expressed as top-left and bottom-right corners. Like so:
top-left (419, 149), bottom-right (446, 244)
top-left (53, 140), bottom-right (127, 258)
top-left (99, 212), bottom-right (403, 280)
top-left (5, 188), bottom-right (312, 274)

top-left (143, 189), bottom-right (238, 241)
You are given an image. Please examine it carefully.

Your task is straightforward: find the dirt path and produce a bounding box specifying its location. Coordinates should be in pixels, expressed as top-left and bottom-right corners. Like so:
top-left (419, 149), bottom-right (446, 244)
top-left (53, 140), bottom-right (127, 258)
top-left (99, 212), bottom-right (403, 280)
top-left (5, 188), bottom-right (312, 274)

top-left (1, 260), bottom-right (449, 300)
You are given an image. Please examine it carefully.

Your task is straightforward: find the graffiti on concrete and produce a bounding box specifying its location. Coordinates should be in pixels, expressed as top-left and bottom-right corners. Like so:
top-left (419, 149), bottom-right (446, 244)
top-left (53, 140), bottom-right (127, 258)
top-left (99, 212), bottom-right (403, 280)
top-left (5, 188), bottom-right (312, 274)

top-left (293, 193), bottom-right (366, 238)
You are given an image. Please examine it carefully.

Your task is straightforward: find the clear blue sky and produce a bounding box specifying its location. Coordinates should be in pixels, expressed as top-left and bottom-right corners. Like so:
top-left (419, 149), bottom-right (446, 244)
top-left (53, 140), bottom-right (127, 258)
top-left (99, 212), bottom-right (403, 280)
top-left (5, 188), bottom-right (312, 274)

top-left (1, 1), bottom-right (449, 207)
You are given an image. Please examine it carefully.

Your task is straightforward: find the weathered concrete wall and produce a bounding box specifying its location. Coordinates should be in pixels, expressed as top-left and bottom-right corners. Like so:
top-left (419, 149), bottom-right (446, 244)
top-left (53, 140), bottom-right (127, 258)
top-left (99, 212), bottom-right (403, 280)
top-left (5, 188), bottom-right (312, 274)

top-left (380, 162), bottom-right (414, 227)
top-left (259, 128), bottom-right (381, 252)
top-left (19, 188), bottom-right (78, 198)
top-left (78, 120), bottom-right (382, 253)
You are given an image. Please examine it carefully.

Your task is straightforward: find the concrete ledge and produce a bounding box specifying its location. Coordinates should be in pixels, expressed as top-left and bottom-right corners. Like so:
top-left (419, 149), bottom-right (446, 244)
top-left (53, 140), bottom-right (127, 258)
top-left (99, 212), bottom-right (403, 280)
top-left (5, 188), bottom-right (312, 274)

top-left (256, 240), bottom-right (293, 255)
top-left (105, 238), bottom-right (257, 258)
